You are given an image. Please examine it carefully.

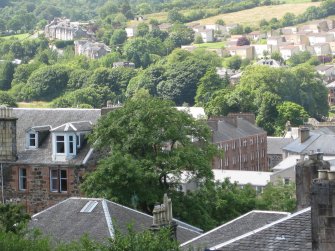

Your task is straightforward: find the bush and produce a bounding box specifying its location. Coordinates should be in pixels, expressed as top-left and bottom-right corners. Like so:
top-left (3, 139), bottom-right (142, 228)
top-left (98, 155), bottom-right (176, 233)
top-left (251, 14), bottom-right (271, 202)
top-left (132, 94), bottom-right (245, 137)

top-left (54, 40), bottom-right (74, 49)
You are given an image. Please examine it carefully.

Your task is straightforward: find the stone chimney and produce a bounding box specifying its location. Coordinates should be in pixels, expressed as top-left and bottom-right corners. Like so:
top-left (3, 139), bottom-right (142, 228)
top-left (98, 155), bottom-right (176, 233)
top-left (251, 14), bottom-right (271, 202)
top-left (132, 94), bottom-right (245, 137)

top-left (0, 107), bottom-right (17, 162)
top-left (100, 100), bottom-right (122, 115)
top-left (311, 169), bottom-right (335, 250)
top-left (298, 127), bottom-right (310, 143)
top-left (150, 194), bottom-right (177, 240)
top-left (296, 152), bottom-right (329, 210)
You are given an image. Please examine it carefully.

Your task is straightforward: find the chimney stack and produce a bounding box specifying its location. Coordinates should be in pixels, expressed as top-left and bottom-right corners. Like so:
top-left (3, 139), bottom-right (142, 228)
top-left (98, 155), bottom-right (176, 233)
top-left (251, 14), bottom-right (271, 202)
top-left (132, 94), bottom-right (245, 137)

top-left (298, 127), bottom-right (310, 143)
top-left (296, 152), bottom-right (329, 210)
top-left (311, 169), bottom-right (335, 250)
top-left (150, 194), bottom-right (177, 240)
top-left (0, 107), bottom-right (17, 162)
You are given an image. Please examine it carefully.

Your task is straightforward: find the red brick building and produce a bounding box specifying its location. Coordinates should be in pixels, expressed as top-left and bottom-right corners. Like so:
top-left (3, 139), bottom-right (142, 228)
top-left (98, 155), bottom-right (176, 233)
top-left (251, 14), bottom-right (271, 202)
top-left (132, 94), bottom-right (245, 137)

top-left (0, 108), bottom-right (101, 214)
top-left (208, 113), bottom-right (268, 172)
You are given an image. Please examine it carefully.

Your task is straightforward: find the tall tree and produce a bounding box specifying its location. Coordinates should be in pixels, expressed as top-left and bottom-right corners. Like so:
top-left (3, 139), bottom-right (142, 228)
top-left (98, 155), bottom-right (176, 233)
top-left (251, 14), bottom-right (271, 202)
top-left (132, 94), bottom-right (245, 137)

top-left (82, 96), bottom-right (220, 213)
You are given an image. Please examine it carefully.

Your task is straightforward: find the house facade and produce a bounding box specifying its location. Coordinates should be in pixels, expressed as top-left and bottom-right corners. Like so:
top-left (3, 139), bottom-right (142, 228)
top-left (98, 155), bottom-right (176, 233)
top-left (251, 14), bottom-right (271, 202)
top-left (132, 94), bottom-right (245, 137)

top-left (74, 40), bottom-right (111, 59)
top-left (44, 18), bottom-right (90, 41)
top-left (208, 113), bottom-right (268, 172)
top-left (1, 108), bottom-right (101, 214)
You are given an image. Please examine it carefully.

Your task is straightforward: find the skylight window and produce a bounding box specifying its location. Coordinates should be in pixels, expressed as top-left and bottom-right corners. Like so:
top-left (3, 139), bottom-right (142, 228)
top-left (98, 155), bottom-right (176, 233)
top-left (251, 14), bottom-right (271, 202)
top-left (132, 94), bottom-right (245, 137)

top-left (80, 201), bottom-right (98, 213)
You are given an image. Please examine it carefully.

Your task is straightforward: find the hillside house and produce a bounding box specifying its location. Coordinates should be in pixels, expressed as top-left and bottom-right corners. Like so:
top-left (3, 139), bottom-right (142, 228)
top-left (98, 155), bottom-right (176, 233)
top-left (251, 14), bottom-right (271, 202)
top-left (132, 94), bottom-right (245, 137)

top-left (312, 43), bottom-right (332, 56)
top-left (247, 31), bottom-right (266, 41)
top-left (299, 20), bottom-right (329, 33)
top-left (315, 64), bottom-right (335, 82)
top-left (284, 33), bottom-right (309, 46)
top-left (44, 18), bottom-right (90, 41)
top-left (267, 36), bottom-right (286, 46)
top-left (227, 45), bottom-right (254, 60)
top-left (253, 44), bottom-right (272, 59)
top-left (208, 113), bottom-right (268, 172)
top-left (307, 33), bottom-right (334, 45)
top-left (74, 40), bottom-right (111, 59)
top-left (280, 26), bottom-right (298, 35)
top-left (0, 108), bottom-right (101, 214)
top-left (279, 45), bottom-right (300, 60)
top-left (125, 25), bottom-right (137, 37)
top-left (256, 59), bottom-right (282, 68)
top-left (193, 26), bottom-right (214, 42)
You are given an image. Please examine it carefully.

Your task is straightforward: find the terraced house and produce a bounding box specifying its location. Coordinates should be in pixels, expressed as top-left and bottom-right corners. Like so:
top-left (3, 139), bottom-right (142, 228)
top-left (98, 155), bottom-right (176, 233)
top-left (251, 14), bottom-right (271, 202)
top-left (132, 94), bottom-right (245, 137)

top-left (0, 107), bottom-right (101, 213)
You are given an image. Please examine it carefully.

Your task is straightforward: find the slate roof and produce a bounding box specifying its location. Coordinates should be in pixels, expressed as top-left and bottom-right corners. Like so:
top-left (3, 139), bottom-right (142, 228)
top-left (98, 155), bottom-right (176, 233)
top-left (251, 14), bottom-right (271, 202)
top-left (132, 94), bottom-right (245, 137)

top-left (267, 137), bottom-right (293, 155)
top-left (51, 121), bottom-right (93, 132)
top-left (12, 108), bottom-right (101, 165)
top-left (180, 210), bottom-right (290, 251)
top-left (30, 197), bottom-right (202, 244)
top-left (210, 207), bottom-right (311, 251)
top-left (282, 131), bottom-right (335, 156)
top-left (210, 118), bottom-right (266, 143)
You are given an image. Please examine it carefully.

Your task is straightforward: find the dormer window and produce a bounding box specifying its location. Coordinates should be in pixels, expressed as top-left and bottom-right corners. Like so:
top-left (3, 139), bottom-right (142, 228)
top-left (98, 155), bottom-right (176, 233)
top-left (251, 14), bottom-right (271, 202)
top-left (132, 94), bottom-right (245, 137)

top-left (26, 125), bottom-right (51, 149)
top-left (29, 133), bottom-right (37, 148)
top-left (51, 121), bottom-right (93, 162)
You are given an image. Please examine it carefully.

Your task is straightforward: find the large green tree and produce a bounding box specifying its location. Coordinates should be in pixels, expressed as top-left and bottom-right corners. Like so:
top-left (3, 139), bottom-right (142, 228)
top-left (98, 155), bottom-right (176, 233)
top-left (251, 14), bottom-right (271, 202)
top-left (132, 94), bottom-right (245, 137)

top-left (82, 96), bottom-right (220, 213)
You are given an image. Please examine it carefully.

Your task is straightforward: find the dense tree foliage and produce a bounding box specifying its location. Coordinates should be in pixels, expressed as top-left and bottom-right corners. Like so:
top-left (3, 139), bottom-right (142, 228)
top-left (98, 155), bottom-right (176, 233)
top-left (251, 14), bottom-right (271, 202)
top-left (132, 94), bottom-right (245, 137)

top-left (82, 96), bottom-right (221, 213)
top-left (205, 65), bottom-right (328, 135)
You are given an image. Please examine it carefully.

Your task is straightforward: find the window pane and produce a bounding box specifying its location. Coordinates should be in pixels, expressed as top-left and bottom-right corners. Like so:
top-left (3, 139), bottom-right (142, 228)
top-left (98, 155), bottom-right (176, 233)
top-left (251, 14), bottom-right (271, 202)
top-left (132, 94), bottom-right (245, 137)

top-left (69, 142), bottom-right (74, 154)
top-left (56, 136), bottom-right (64, 141)
top-left (50, 170), bottom-right (59, 192)
top-left (57, 142), bottom-right (65, 153)
top-left (29, 134), bottom-right (36, 147)
top-left (60, 170), bottom-right (67, 192)
top-left (19, 168), bottom-right (27, 190)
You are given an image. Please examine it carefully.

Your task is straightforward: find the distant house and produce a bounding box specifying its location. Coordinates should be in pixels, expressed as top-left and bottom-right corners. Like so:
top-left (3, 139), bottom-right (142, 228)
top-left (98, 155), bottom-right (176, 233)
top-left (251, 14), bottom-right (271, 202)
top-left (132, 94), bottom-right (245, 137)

top-left (247, 31), bottom-right (266, 41)
top-left (228, 45), bottom-right (254, 60)
top-left (312, 43), bottom-right (332, 56)
top-left (74, 40), bottom-right (111, 59)
top-left (280, 26), bottom-right (298, 35)
top-left (213, 170), bottom-right (272, 192)
top-left (125, 25), bottom-right (137, 37)
top-left (204, 24), bottom-right (226, 33)
top-left (284, 33), bottom-right (310, 46)
top-left (252, 44), bottom-right (272, 59)
top-left (195, 28), bottom-right (214, 43)
top-left (315, 64), bottom-right (335, 82)
top-left (282, 127), bottom-right (335, 159)
top-left (279, 45), bottom-right (300, 60)
top-left (180, 210), bottom-right (290, 250)
top-left (30, 197), bottom-right (202, 244)
top-left (208, 113), bottom-right (268, 172)
top-left (44, 18), bottom-right (90, 41)
top-left (307, 33), bottom-right (334, 46)
top-left (256, 59), bottom-right (282, 68)
top-left (267, 36), bottom-right (286, 46)
top-left (299, 20), bottom-right (329, 33)
top-left (267, 137), bottom-right (294, 168)
top-left (134, 15), bottom-right (146, 21)
top-left (112, 61), bottom-right (135, 68)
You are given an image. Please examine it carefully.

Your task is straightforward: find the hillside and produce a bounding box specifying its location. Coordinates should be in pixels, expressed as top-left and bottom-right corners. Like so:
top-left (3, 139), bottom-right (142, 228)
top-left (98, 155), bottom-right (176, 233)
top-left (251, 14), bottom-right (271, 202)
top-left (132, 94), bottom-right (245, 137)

top-left (188, 2), bottom-right (321, 26)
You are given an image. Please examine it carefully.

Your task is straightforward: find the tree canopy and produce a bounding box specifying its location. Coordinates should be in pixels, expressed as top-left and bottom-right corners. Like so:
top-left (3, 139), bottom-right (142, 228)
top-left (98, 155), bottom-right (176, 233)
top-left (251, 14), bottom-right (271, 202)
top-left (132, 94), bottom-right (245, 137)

top-left (82, 96), bottom-right (220, 213)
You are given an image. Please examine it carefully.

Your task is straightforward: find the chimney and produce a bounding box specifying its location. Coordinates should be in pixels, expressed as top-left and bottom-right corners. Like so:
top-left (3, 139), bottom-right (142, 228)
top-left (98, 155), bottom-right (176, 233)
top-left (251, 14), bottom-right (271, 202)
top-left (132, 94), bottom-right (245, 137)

top-left (150, 194), bottom-right (177, 240)
top-left (100, 100), bottom-right (122, 116)
top-left (228, 113), bottom-right (255, 125)
top-left (311, 169), bottom-right (335, 250)
top-left (298, 127), bottom-right (310, 143)
top-left (296, 152), bottom-right (329, 210)
top-left (0, 107), bottom-right (17, 162)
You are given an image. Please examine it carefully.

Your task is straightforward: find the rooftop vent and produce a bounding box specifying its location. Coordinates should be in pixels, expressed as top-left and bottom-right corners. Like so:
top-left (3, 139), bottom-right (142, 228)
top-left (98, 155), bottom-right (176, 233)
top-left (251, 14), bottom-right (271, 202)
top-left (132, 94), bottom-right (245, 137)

top-left (80, 200), bottom-right (98, 213)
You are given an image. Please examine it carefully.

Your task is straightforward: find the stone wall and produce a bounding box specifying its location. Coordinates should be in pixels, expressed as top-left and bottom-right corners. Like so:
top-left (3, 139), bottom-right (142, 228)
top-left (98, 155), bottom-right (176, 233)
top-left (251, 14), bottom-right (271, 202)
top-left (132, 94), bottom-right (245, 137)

top-left (1, 164), bottom-right (95, 214)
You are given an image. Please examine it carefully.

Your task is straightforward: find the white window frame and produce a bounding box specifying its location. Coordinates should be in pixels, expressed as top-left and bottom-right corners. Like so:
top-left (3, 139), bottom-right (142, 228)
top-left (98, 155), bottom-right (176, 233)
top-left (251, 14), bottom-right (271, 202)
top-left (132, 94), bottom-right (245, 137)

top-left (19, 168), bottom-right (27, 191)
top-left (52, 133), bottom-right (77, 161)
top-left (26, 132), bottom-right (38, 149)
top-left (50, 169), bottom-right (68, 193)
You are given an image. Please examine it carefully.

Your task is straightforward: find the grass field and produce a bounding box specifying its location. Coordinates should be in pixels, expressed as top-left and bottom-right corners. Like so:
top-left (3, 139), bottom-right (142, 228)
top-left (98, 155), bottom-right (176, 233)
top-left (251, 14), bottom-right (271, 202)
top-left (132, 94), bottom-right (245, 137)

top-left (18, 102), bottom-right (51, 108)
top-left (0, 33), bottom-right (31, 40)
top-left (189, 2), bottom-right (320, 27)
top-left (194, 41), bottom-right (226, 49)
top-left (130, 2), bottom-right (319, 26)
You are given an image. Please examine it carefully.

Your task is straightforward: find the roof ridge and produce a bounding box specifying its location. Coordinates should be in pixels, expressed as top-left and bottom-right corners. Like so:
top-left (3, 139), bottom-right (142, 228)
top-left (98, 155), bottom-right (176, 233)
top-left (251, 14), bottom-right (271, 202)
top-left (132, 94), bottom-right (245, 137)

top-left (209, 207), bottom-right (311, 250)
top-left (102, 199), bottom-right (115, 239)
top-left (180, 211), bottom-right (254, 247)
